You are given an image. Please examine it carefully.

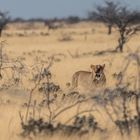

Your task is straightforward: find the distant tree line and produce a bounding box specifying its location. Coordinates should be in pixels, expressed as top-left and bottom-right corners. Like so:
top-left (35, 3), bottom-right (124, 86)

top-left (10, 16), bottom-right (83, 24)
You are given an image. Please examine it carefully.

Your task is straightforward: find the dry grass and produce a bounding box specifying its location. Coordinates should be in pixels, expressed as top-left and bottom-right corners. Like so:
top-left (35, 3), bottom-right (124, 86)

top-left (0, 21), bottom-right (140, 140)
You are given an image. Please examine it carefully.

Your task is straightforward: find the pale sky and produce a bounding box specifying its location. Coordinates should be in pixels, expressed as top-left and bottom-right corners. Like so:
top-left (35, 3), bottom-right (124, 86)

top-left (0, 0), bottom-right (140, 19)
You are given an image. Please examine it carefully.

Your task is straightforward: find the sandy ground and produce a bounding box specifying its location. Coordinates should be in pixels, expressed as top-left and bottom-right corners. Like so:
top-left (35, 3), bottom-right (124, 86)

top-left (0, 22), bottom-right (139, 140)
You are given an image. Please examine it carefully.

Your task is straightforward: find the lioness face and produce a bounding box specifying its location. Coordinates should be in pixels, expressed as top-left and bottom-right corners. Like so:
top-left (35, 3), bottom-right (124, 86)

top-left (91, 64), bottom-right (105, 80)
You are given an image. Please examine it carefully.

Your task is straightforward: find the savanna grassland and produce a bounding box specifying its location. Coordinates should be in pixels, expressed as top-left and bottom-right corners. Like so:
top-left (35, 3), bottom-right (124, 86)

top-left (0, 21), bottom-right (140, 140)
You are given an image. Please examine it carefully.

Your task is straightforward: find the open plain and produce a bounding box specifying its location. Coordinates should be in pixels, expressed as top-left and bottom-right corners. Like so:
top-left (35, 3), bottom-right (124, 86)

top-left (0, 21), bottom-right (140, 140)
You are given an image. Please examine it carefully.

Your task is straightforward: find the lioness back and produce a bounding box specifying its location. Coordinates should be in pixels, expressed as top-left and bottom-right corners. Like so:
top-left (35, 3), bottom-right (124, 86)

top-left (72, 71), bottom-right (93, 90)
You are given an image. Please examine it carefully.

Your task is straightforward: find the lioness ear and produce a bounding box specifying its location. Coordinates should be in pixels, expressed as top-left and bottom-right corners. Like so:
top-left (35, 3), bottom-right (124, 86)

top-left (90, 65), bottom-right (95, 70)
top-left (102, 64), bottom-right (105, 69)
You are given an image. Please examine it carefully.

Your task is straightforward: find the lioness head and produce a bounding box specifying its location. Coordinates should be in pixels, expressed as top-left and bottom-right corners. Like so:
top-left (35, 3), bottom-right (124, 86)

top-left (90, 64), bottom-right (105, 80)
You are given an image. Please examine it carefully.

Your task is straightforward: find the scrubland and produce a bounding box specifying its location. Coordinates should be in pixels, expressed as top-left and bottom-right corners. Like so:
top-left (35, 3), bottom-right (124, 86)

top-left (0, 21), bottom-right (140, 140)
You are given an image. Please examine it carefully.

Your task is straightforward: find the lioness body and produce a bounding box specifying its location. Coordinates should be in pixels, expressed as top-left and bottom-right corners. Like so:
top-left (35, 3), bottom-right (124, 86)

top-left (72, 64), bottom-right (106, 91)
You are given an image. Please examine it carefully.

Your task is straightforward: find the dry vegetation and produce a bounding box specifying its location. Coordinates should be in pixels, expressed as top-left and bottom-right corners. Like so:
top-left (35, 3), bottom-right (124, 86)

top-left (0, 21), bottom-right (140, 140)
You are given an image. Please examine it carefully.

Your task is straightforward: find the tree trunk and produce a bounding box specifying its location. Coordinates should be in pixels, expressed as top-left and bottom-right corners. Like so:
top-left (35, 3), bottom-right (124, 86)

top-left (108, 24), bottom-right (112, 35)
top-left (0, 28), bottom-right (2, 37)
top-left (119, 43), bottom-right (123, 52)
top-left (117, 37), bottom-right (125, 52)
top-left (116, 30), bottom-right (126, 52)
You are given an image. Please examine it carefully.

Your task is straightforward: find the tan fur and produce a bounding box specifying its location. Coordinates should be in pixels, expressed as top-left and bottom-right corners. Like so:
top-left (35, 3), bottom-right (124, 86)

top-left (71, 64), bottom-right (106, 91)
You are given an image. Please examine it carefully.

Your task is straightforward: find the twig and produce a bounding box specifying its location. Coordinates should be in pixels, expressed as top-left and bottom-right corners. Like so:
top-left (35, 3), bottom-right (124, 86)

top-left (25, 65), bottom-right (44, 122)
top-left (52, 98), bottom-right (90, 120)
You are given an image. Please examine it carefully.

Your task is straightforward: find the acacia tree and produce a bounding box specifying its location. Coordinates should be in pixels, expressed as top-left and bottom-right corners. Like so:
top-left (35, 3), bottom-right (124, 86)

top-left (89, 1), bottom-right (140, 52)
top-left (0, 11), bottom-right (10, 37)
top-left (113, 8), bottom-right (140, 52)
top-left (88, 1), bottom-right (120, 35)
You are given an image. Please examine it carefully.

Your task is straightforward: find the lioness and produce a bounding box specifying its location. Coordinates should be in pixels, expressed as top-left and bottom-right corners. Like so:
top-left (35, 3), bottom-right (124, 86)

top-left (71, 64), bottom-right (106, 91)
